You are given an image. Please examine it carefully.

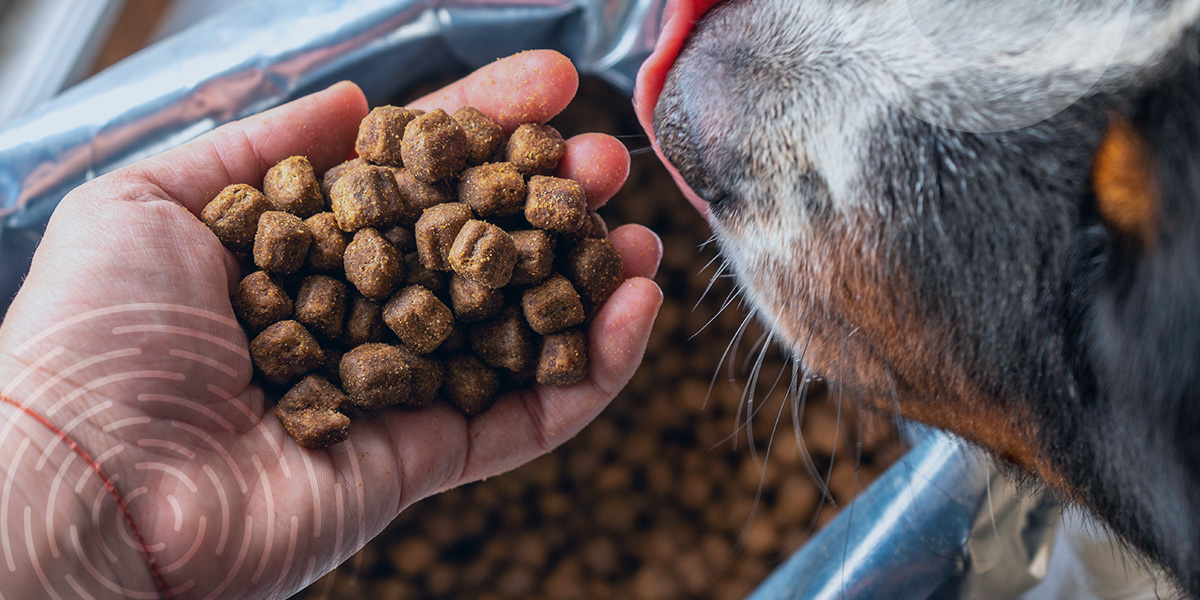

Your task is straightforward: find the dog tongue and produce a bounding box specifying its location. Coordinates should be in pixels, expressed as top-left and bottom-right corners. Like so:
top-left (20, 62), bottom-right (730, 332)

top-left (634, 0), bottom-right (724, 216)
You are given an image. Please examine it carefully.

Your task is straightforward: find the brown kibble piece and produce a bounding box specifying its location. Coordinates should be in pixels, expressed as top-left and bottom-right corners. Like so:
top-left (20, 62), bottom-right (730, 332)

top-left (525, 175), bottom-right (587, 233)
top-left (249, 320), bottom-right (324, 386)
top-left (564, 237), bottom-right (624, 305)
top-left (392, 168), bottom-right (453, 226)
top-left (339, 343), bottom-right (411, 409)
top-left (202, 184), bottom-right (270, 252)
top-left (444, 355), bottom-right (500, 415)
top-left (293, 275), bottom-right (347, 340)
top-left (342, 293), bottom-right (385, 347)
top-left (415, 202), bottom-right (473, 271)
top-left (403, 252), bottom-right (447, 292)
top-left (458, 163), bottom-right (525, 217)
top-left (343, 228), bottom-right (404, 301)
top-left (563, 210), bottom-right (610, 245)
top-left (356, 106), bottom-right (422, 167)
top-left (401, 109), bottom-right (468, 183)
top-left (320, 348), bottom-right (345, 386)
top-left (396, 347), bottom-right (443, 408)
top-left (506, 123), bottom-right (566, 175)
top-left (304, 212), bottom-right (350, 272)
top-left (321, 157), bottom-right (366, 198)
top-left (275, 375), bottom-right (350, 449)
top-left (439, 325), bottom-right (466, 353)
top-left (231, 271), bottom-right (292, 332)
top-left (470, 307), bottom-right (535, 372)
top-left (449, 274), bottom-right (503, 322)
top-left (537, 329), bottom-right (588, 386)
top-left (522, 275), bottom-right (585, 335)
top-left (329, 164), bottom-right (402, 231)
top-left (253, 211), bottom-right (312, 274)
top-left (454, 106), bottom-right (504, 165)
top-left (448, 220), bottom-right (518, 289)
top-left (383, 225), bottom-right (416, 252)
top-left (263, 155), bottom-right (324, 218)
top-left (383, 286), bottom-right (453, 354)
top-left (509, 229), bottom-right (554, 285)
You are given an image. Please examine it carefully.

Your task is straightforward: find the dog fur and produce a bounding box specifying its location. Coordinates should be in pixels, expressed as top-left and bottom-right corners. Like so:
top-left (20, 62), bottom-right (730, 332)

top-left (644, 0), bottom-right (1200, 594)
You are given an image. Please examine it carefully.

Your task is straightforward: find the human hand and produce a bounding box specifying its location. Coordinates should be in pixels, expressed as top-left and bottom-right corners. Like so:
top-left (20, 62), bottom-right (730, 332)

top-left (0, 50), bottom-right (662, 599)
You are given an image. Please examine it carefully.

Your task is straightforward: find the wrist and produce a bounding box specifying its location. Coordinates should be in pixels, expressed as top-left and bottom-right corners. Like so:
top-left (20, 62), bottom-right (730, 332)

top-left (0, 376), bottom-right (161, 598)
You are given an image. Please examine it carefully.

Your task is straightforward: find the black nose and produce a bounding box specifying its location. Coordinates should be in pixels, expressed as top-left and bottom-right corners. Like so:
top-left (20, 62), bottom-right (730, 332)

top-left (652, 52), bottom-right (741, 209)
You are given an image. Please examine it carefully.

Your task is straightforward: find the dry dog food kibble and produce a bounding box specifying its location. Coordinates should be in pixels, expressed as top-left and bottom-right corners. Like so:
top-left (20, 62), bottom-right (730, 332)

top-left (415, 202), bottom-right (474, 271)
top-left (506, 123), bottom-right (566, 175)
top-left (356, 106), bottom-right (422, 167)
top-left (383, 225), bottom-right (417, 252)
top-left (443, 355), bottom-right (500, 415)
top-left (201, 103), bottom-right (627, 448)
top-left (231, 271), bottom-right (292, 332)
top-left (304, 212), bottom-right (350, 272)
top-left (522, 274), bottom-right (585, 335)
top-left (459, 163), bottom-right (526, 217)
top-left (384, 285), bottom-right (454, 354)
top-left (275, 375), bottom-right (351, 449)
top-left (263, 155), bottom-right (324, 218)
top-left (392, 168), bottom-right (453, 226)
top-left (449, 274), bottom-right (504, 322)
top-left (537, 328), bottom-right (588, 386)
top-left (397, 346), bottom-right (444, 408)
top-left (330, 164), bottom-right (402, 231)
top-left (525, 175), bottom-right (588, 233)
top-left (454, 106), bottom-right (504, 165)
top-left (254, 211), bottom-right (312, 274)
top-left (448, 220), bottom-right (518, 289)
top-left (402, 108), bottom-right (468, 183)
top-left (340, 343), bottom-right (411, 410)
top-left (564, 237), bottom-right (624, 306)
top-left (344, 228), bottom-right (405, 301)
top-left (470, 307), bottom-right (535, 372)
top-left (509, 229), bottom-right (554, 285)
top-left (342, 293), bottom-right (385, 347)
top-left (249, 320), bottom-right (325, 386)
top-left (294, 275), bottom-right (347, 340)
top-left (403, 252), bottom-right (447, 293)
top-left (203, 184), bottom-right (271, 251)
top-left (321, 157), bottom-right (365, 198)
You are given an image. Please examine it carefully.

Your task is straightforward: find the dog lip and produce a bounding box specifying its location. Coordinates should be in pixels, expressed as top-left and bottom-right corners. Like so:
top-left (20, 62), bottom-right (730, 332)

top-left (634, 0), bottom-right (725, 218)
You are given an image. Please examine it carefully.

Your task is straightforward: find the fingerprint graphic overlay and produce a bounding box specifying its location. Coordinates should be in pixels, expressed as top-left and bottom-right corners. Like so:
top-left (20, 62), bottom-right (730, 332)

top-left (0, 303), bottom-right (367, 599)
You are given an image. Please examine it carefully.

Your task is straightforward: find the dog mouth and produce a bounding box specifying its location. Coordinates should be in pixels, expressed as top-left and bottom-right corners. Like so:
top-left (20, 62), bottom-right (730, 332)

top-left (634, 0), bottom-right (725, 217)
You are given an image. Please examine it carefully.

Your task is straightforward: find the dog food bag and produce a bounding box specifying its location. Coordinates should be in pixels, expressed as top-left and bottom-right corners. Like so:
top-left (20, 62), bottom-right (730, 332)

top-left (201, 106), bottom-right (623, 448)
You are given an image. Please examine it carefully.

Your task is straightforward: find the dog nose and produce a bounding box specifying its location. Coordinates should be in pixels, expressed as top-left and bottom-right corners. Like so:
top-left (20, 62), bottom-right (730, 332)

top-left (653, 54), bottom-right (742, 211)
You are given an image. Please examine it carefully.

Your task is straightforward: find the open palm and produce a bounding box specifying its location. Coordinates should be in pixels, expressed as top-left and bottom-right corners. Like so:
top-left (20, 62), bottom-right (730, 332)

top-left (0, 51), bottom-right (662, 600)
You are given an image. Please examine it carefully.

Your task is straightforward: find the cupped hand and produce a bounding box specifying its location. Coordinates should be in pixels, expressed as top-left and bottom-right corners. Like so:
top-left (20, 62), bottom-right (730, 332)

top-left (0, 50), bottom-right (662, 600)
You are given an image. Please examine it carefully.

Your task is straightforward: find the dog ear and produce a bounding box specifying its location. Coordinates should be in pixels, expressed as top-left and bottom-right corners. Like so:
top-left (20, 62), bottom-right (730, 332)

top-left (1067, 54), bottom-right (1200, 592)
top-left (1092, 114), bottom-right (1159, 249)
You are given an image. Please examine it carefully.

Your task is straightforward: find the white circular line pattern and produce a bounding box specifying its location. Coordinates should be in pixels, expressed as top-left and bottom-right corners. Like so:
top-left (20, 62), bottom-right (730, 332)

top-left (0, 303), bottom-right (367, 599)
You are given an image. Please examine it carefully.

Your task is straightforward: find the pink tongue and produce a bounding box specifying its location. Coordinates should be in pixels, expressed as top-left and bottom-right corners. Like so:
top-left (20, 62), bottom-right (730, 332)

top-left (634, 0), bottom-right (725, 216)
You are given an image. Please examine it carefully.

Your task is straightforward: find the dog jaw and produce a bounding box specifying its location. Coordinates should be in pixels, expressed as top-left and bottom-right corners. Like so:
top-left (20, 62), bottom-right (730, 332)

top-left (648, 0), bottom-right (1200, 593)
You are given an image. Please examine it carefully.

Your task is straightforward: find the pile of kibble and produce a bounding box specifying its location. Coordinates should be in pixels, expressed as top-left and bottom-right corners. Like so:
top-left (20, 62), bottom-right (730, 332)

top-left (290, 80), bottom-right (905, 600)
top-left (203, 104), bottom-right (623, 448)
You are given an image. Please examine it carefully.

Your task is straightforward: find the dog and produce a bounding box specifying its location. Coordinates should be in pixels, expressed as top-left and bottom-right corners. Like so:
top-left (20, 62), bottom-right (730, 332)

top-left (634, 0), bottom-right (1200, 595)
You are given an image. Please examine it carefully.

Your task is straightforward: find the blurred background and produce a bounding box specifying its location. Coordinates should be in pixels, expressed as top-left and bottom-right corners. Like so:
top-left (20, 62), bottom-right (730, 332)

top-left (0, 1), bottom-right (904, 598)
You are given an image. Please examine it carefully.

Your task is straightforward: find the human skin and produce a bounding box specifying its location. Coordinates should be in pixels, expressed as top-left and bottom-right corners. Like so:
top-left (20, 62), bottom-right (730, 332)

top-left (0, 50), bottom-right (663, 599)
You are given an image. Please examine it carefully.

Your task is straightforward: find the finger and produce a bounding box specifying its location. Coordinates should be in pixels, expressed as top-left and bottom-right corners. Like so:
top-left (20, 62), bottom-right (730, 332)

top-left (409, 50), bottom-right (579, 133)
top-left (609, 224), bottom-right (663, 279)
top-left (556, 133), bottom-right (631, 208)
top-left (114, 81), bottom-right (368, 215)
top-left (451, 277), bottom-right (663, 485)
